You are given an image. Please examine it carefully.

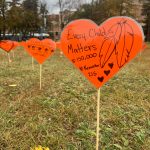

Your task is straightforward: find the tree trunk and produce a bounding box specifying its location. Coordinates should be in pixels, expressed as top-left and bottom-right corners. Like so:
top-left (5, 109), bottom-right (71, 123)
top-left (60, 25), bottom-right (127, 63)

top-left (0, 30), bottom-right (1, 40)
top-left (2, 1), bottom-right (6, 39)
top-left (147, 22), bottom-right (150, 41)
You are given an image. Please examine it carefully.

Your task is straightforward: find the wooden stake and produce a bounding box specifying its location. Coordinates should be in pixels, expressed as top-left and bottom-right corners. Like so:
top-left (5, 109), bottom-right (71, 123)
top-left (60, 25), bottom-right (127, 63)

top-left (12, 51), bottom-right (15, 58)
top-left (40, 64), bottom-right (42, 90)
top-left (138, 51), bottom-right (142, 66)
top-left (32, 57), bottom-right (34, 69)
top-left (96, 88), bottom-right (101, 150)
top-left (8, 53), bottom-right (11, 63)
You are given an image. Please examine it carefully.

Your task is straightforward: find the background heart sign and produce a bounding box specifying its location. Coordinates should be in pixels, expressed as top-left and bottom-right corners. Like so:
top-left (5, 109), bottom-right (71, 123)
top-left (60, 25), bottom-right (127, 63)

top-left (56, 41), bottom-right (62, 50)
top-left (25, 38), bottom-right (56, 64)
top-left (60, 17), bottom-right (144, 88)
top-left (0, 40), bottom-right (19, 52)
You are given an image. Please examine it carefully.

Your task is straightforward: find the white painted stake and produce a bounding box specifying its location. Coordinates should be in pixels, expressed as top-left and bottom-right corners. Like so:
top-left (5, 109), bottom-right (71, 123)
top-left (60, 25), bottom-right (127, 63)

top-left (96, 88), bottom-right (101, 150)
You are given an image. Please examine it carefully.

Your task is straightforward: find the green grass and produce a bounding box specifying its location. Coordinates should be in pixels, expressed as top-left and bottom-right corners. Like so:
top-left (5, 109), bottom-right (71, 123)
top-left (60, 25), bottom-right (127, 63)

top-left (0, 44), bottom-right (150, 150)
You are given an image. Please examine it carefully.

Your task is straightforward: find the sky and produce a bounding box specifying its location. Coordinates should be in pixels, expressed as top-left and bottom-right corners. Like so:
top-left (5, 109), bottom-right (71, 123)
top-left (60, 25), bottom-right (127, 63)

top-left (44, 0), bottom-right (92, 14)
top-left (7, 0), bottom-right (92, 14)
top-left (45, 0), bottom-right (59, 14)
top-left (7, 0), bottom-right (91, 14)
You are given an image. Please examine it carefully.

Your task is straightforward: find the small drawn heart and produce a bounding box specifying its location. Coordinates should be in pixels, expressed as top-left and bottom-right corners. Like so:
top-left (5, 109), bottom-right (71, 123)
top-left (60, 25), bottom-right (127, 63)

top-left (97, 76), bottom-right (104, 82)
top-left (104, 70), bottom-right (110, 76)
top-left (108, 63), bottom-right (114, 69)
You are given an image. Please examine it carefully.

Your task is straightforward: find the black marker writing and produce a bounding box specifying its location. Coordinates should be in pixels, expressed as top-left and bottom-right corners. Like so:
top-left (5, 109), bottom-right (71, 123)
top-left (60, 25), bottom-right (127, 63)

top-left (89, 28), bottom-right (106, 38)
top-left (67, 29), bottom-right (87, 41)
top-left (68, 43), bottom-right (97, 54)
top-left (80, 64), bottom-right (100, 71)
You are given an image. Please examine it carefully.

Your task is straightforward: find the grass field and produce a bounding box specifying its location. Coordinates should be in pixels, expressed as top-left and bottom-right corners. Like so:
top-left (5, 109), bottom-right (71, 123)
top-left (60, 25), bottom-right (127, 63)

top-left (0, 44), bottom-right (150, 150)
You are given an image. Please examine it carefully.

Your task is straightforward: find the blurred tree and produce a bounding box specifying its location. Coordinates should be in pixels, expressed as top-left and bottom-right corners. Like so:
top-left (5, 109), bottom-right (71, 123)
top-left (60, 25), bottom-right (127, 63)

top-left (143, 0), bottom-right (150, 41)
top-left (9, 0), bottom-right (20, 7)
top-left (22, 0), bottom-right (40, 36)
top-left (58, 0), bottom-right (66, 30)
top-left (57, 0), bottom-right (84, 30)
top-left (40, 1), bottom-right (48, 29)
top-left (70, 4), bottom-right (93, 20)
top-left (7, 0), bottom-right (22, 35)
top-left (23, 0), bottom-right (38, 12)
top-left (0, 0), bottom-right (8, 38)
top-left (70, 0), bottom-right (135, 24)
top-left (116, 0), bottom-right (133, 16)
top-left (93, 0), bottom-right (134, 23)
top-left (0, 15), bottom-right (2, 39)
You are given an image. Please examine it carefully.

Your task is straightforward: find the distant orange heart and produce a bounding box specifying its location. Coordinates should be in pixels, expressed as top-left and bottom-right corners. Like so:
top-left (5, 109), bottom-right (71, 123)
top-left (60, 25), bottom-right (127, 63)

top-left (13, 41), bottom-right (20, 50)
top-left (24, 38), bottom-right (56, 64)
top-left (60, 17), bottom-right (144, 88)
top-left (20, 41), bottom-right (26, 48)
top-left (56, 41), bottom-right (62, 50)
top-left (0, 40), bottom-right (17, 52)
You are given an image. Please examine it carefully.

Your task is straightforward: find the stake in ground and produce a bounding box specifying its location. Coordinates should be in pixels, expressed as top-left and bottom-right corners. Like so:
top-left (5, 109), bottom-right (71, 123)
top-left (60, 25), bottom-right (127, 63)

top-left (0, 45), bottom-right (149, 149)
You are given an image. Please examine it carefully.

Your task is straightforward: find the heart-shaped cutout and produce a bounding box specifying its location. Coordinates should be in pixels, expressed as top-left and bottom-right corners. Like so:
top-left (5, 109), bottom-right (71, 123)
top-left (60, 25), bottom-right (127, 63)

top-left (60, 17), bottom-right (144, 88)
top-left (0, 40), bottom-right (19, 52)
top-left (13, 41), bottom-right (20, 50)
top-left (56, 41), bottom-right (62, 50)
top-left (24, 38), bottom-right (56, 64)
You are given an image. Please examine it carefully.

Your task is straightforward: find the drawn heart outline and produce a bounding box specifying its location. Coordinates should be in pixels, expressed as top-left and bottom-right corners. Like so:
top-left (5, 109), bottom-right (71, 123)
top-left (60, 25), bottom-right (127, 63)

top-left (60, 17), bottom-right (144, 88)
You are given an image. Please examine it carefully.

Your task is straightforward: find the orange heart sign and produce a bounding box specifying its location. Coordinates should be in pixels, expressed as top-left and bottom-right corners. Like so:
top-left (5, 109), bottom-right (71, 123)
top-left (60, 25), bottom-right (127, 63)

top-left (12, 41), bottom-right (20, 50)
top-left (20, 41), bottom-right (26, 48)
top-left (24, 38), bottom-right (56, 64)
top-left (0, 40), bottom-right (16, 52)
top-left (56, 41), bottom-right (62, 50)
top-left (60, 17), bottom-right (145, 88)
top-left (42, 39), bottom-right (56, 51)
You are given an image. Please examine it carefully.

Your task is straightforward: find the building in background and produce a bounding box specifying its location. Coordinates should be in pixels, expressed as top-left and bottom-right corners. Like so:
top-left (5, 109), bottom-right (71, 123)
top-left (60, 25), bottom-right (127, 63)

top-left (132, 0), bottom-right (145, 26)
top-left (47, 9), bottom-right (75, 40)
top-left (47, 14), bottom-right (60, 40)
